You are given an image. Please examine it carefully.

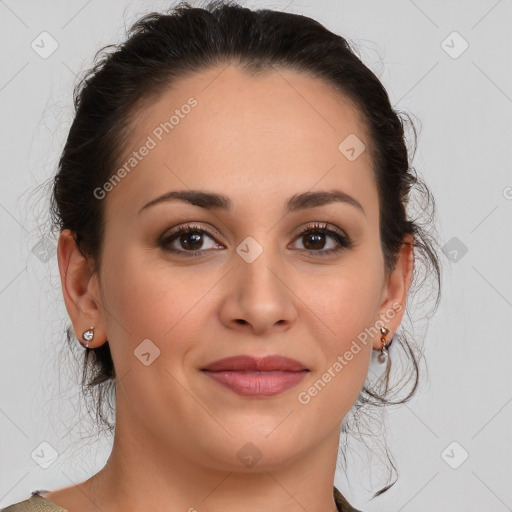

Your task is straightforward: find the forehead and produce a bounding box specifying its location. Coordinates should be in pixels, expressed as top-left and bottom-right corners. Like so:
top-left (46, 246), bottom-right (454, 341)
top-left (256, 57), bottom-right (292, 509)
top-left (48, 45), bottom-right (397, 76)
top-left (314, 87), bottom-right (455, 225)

top-left (105, 64), bottom-right (377, 220)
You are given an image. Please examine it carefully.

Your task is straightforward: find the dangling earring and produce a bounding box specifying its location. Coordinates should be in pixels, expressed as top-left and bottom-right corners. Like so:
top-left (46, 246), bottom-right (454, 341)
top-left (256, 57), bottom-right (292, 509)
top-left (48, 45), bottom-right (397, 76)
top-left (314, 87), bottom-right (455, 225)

top-left (378, 326), bottom-right (393, 364)
top-left (81, 327), bottom-right (94, 349)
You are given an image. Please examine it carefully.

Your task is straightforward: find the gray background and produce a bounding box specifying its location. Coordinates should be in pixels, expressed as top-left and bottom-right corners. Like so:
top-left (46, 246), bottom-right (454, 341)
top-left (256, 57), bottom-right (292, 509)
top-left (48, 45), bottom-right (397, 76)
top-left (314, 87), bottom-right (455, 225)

top-left (1, 1), bottom-right (511, 511)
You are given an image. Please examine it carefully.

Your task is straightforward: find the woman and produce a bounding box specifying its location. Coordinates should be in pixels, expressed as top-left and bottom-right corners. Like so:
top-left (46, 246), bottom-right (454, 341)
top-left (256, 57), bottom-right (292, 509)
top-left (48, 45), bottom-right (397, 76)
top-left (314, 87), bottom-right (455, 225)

top-left (1, 1), bottom-right (440, 511)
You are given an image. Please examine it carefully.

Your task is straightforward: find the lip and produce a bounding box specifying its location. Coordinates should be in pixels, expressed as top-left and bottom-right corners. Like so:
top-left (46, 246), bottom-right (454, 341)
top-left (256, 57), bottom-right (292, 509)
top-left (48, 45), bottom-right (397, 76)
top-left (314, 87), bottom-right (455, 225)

top-left (202, 355), bottom-right (308, 372)
top-left (201, 355), bottom-right (309, 397)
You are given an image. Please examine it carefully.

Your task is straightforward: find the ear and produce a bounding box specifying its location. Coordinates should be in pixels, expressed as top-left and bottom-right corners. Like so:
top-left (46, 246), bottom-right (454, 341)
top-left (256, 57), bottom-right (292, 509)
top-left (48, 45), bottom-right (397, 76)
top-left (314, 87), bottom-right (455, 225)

top-left (374, 234), bottom-right (415, 350)
top-left (57, 229), bottom-right (106, 348)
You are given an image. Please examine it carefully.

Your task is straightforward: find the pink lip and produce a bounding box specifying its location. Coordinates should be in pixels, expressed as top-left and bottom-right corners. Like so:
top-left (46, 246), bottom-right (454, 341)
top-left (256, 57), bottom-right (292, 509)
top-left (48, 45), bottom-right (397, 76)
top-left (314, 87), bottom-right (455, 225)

top-left (201, 355), bottom-right (309, 397)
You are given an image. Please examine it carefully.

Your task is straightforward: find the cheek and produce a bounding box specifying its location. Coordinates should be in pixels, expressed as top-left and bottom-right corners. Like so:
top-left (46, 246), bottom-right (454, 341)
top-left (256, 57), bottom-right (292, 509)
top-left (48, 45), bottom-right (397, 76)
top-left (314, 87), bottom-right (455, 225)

top-left (97, 250), bottom-right (210, 428)
top-left (99, 247), bottom-right (214, 359)
top-left (296, 260), bottom-right (383, 398)
top-left (304, 263), bottom-right (383, 343)
top-left (294, 278), bottom-right (381, 425)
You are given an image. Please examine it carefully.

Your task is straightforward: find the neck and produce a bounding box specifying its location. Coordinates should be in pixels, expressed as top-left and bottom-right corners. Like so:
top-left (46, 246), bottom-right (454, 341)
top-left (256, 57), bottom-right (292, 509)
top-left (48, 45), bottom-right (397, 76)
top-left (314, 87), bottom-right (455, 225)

top-left (82, 399), bottom-right (342, 512)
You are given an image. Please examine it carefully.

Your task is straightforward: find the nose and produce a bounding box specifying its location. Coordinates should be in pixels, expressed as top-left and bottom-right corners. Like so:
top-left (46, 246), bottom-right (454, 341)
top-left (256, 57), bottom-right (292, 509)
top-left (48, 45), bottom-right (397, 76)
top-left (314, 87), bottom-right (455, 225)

top-left (219, 247), bottom-right (298, 336)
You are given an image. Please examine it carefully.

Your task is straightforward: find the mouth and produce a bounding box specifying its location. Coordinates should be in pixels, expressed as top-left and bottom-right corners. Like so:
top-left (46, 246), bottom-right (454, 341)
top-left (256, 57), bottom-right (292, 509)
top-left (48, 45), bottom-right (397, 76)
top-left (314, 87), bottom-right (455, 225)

top-left (201, 355), bottom-right (310, 397)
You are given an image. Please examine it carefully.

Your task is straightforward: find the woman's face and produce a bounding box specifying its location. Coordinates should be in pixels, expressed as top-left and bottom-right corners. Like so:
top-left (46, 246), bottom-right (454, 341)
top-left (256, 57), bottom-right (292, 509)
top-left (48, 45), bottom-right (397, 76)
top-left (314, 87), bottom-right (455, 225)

top-left (61, 64), bottom-right (411, 471)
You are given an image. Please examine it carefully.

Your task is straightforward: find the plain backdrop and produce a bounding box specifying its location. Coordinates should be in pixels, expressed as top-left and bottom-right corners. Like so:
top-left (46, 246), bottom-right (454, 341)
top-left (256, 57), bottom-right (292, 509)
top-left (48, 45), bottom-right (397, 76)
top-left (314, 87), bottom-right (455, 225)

top-left (1, 1), bottom-right (511, 511)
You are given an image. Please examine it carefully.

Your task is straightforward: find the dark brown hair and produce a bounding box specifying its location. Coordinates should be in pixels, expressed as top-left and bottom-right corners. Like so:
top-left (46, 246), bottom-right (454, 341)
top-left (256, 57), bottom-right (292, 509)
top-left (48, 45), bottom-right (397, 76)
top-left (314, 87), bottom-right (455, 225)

top-left (49, 1), bottom-right (441, 507)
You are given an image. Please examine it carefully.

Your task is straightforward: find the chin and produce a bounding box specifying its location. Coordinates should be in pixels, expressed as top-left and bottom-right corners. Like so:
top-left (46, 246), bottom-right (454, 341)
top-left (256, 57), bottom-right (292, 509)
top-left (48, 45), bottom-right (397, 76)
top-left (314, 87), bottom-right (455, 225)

top-left (195, 427), bottom-right (311, 473)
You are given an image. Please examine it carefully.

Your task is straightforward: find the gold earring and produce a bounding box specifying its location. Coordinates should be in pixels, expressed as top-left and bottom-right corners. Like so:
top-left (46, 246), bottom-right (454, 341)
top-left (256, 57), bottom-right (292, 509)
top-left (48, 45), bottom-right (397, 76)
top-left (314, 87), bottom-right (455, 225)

top-left (378, 326), bottom-right (392, 364)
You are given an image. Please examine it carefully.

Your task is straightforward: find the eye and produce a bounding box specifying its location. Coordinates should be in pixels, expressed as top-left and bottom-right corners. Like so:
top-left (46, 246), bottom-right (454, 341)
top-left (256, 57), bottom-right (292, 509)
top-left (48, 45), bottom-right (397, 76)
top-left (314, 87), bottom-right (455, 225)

top-left (290, 222), bottom-right (353, 256)
top-left (160, 224), bottom-right (224, 257)
top-left (159, 221), bottom-right (353, 258)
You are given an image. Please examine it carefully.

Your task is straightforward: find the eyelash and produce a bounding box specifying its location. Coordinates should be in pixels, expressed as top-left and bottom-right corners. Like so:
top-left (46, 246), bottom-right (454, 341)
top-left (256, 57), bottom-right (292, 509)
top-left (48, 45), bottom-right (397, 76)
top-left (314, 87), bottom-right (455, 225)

top-left (160, 222), bottom-right (353, 258)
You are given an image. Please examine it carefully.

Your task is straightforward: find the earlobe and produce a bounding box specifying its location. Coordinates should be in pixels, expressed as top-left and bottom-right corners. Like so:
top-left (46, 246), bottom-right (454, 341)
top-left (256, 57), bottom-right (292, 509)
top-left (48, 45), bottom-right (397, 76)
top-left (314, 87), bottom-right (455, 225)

top-left (374, 235), bottom-right (415, 350)
top-left (57, 229), bottom-right (105, 348)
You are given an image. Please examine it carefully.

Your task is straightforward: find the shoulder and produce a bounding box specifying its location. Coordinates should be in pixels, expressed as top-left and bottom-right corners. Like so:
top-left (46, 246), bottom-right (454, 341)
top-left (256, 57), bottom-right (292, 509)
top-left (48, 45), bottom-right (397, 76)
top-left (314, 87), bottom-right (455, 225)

top-left (1, 492), bottom-right (68, 512)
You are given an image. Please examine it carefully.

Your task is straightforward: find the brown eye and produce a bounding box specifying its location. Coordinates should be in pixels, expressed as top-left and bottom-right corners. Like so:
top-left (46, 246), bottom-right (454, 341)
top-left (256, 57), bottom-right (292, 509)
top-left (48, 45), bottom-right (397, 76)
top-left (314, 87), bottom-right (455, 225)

top-left (302, 231), bottom-right (327, 251)
top-left (292, 222), bottom-right (352, 256)
top-left (160, 224), bottom-right (224, 256)
top-left (177, 230), bottom-right (203, 251)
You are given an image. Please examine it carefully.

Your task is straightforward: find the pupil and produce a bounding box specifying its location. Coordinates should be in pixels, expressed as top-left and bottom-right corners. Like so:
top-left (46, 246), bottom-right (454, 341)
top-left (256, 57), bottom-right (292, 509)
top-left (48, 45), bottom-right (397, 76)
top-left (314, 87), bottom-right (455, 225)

top-left (304, 232), bottom-right (324, 250)
top-left (182, 231), bottom-right (202, 250)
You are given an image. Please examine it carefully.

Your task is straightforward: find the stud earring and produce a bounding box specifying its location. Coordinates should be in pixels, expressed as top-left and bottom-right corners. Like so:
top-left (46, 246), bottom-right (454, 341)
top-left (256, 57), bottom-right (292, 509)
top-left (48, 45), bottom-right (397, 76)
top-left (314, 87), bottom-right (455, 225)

top-left (378, 326), bottom-right (393, 364)
top-left (81, 327), bottom-right (94, 349)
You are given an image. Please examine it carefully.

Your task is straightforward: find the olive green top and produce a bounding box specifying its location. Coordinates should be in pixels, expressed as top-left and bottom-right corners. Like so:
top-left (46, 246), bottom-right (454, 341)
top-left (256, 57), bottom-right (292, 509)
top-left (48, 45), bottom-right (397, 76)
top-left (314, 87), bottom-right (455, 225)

top-left (0, 492), bottom-right (67, 512)
top-left (1, 488), bottom-right (363, 512)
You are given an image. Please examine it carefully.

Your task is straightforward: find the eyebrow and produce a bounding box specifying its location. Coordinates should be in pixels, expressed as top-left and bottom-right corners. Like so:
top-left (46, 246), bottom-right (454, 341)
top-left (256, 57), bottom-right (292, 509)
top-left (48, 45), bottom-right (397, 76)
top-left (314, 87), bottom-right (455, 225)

top-left (138, 189), bottom-right (365, 216)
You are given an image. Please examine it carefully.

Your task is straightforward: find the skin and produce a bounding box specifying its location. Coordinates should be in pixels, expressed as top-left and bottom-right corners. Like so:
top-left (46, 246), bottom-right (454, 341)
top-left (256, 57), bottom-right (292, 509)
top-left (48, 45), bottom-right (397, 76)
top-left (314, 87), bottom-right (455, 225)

top-left (50, 64), bottom-right (414, 512)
